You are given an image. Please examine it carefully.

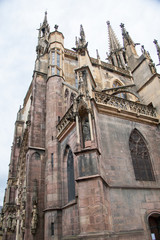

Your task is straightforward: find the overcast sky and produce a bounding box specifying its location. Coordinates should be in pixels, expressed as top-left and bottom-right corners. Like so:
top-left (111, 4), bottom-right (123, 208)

top-left (0, 0), bottom-right (160, 205)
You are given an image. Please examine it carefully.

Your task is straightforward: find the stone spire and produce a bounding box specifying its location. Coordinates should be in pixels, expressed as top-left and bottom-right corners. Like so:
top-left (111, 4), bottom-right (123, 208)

top-left (153, 39), bottom-right (160, 65)
top-left (72, 25), bottom-right (88, 54)
top-left (120, 23), bottom-right (138, 57)
top-left (107, 21), bottom-right (127, 69)
top-left (107, 21), bottom-right (121, 54)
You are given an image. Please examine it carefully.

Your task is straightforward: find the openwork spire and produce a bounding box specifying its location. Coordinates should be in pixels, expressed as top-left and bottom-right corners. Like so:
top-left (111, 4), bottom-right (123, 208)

top-left (107, 21), bottom-right (121, 54)
top-left (153, 39), bottom-right (160, 65)
top-left (106, 21), bottom-right (127, 69)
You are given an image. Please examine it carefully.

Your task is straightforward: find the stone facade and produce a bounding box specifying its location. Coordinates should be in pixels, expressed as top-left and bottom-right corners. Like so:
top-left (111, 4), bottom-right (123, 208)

top-left (1, 12), bottom-right (160, 240)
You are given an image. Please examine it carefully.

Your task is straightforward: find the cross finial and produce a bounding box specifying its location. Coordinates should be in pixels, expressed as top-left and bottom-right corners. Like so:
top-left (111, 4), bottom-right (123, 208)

top-left (120, 23), bottom-right (124, 28)
top-left (106, 21), bottom-right (110, 26)
top-left (54, 24), bottom-right (59, 31)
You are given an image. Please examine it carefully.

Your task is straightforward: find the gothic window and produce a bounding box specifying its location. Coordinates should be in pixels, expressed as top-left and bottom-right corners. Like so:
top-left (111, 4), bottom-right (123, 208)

top-left (51, 48), bottom-right (61, 76)
top-left (67, 149), bottom-right (75, 202)
top-left (129, 129), bottom-right (155, 181)
top-left (113, 81), bottom-right (126, 99)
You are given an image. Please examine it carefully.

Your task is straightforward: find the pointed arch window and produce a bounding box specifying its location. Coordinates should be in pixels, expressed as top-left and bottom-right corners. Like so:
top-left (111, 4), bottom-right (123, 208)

top-left (129, 129), bottom-right (155, 181)
top-left (112, 81), bottom-right (126, 99)
top-left (67, 149), bottom-right (75, 201)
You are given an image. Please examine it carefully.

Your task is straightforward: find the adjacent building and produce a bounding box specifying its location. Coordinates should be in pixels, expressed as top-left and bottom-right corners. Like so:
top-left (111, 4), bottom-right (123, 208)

top-left (1, 12), bottom-right (160, 240)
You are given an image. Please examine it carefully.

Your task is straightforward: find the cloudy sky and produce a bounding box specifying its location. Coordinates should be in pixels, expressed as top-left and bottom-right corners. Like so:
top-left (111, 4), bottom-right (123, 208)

top-left (0, 0), bottom-right (160, 205)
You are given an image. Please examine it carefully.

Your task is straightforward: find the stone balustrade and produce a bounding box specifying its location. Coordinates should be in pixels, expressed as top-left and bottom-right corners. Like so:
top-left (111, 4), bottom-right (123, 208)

top-left (94, 91), bottom-right (157, 118)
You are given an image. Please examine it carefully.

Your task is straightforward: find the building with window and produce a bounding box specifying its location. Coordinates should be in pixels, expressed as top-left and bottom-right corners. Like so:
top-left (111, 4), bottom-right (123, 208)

top-left (1, 12), bottom-right (160, 240)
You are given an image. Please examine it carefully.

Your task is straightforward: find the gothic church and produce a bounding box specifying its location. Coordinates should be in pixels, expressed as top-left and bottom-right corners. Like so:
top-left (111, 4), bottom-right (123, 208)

top-left (1, 12), bottom-right (160, 240)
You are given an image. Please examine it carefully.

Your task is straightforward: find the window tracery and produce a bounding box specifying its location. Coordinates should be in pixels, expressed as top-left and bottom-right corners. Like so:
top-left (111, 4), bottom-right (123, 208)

top-left (129, 129), bottom-right (155, 181)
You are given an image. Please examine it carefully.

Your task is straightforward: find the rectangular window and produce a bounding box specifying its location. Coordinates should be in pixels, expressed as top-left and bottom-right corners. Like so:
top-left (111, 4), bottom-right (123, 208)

top-left (75, 74), bottom-right (78, 89)
top-left (57, 68), bottom-right (60, 75)
top-left (52, 67), bottom-right (55, 75)
top-left (52, 51), bottom-right (55, 65)
top-left (51, 153), bottom-right (54, 168)
top-left (51, 222), bottom-right (54, 236)
top-left (57, 53), bottom-right (60, 67)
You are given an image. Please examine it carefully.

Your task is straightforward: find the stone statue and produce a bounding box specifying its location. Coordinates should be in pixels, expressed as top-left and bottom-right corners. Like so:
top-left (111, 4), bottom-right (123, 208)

top-left (7, 213), bottom-right (12, 230)
top-left (82, 116), bottom-right (91, 143)
top-left (31, 205), bottom-right (38, 234)
top-left (11, 214), bottom-right (16, 232)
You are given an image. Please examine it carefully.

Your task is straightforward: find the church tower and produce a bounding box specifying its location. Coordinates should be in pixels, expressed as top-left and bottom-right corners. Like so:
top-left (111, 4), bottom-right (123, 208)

top-left (1, 14), bottom-right (160, 240)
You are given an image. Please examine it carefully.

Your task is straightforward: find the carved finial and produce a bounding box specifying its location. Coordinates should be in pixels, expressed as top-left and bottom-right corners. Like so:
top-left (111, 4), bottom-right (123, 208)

top-left (96, 49), bottom-right (100, 60)
top-left (120, 23), bottom-right (124, 28)
top-left (54, 24), bottom-right (59, 31)
top-left (153, 39), bottom-right (160, 65)
top-left (120, 23), bottom-right (125, 36)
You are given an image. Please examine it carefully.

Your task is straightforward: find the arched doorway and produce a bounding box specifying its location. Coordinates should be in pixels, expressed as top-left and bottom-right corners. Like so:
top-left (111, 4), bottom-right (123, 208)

top-left (148, 213), bottom-right (160, 240)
